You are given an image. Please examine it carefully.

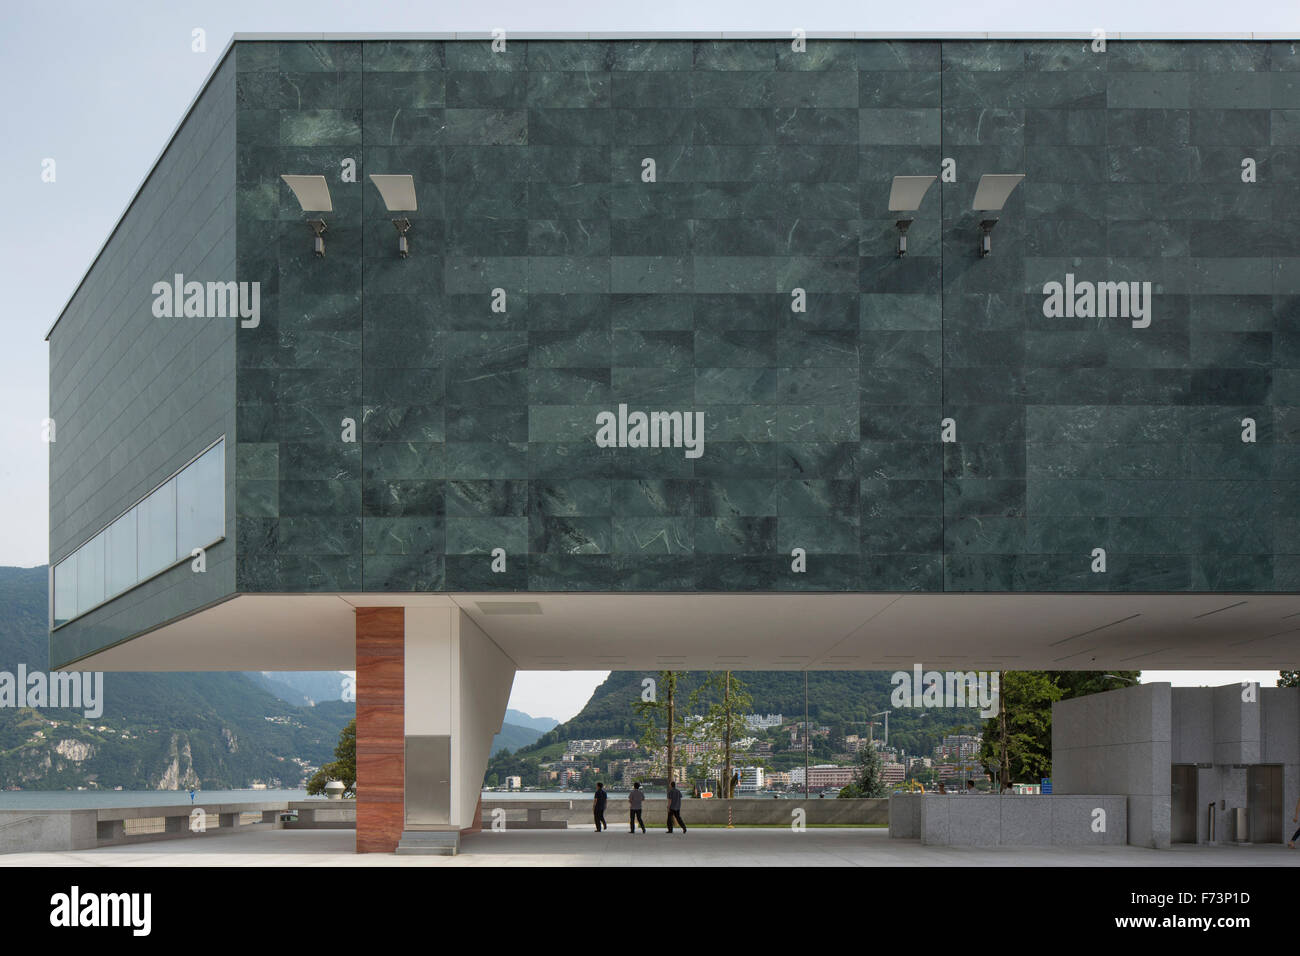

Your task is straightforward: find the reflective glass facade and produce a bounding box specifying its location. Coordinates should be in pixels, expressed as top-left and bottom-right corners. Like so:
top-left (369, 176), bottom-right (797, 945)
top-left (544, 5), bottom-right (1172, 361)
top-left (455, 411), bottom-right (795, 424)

top-left (53, 440), bottom-right (225, 627)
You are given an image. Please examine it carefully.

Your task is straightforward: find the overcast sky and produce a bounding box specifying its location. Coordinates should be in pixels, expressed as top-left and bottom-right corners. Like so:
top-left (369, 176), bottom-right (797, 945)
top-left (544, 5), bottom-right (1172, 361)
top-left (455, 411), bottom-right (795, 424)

top-left (3, 0), bottom-right (1297, 721)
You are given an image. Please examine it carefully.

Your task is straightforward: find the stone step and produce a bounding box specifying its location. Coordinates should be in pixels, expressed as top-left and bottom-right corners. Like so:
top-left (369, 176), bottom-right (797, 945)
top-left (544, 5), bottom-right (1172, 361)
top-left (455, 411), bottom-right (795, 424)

top-left (395, 830), bottom-right (460, 856)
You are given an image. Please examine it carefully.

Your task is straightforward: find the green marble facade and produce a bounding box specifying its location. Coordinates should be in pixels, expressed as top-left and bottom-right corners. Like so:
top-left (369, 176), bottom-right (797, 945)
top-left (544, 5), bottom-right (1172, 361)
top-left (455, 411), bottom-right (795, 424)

top-left (228, 37), bottom-right (1300, 594)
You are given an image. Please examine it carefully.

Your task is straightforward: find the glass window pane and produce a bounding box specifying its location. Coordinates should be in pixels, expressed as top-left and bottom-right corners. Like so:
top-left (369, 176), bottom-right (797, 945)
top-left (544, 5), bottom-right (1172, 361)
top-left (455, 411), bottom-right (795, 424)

top-left (105, 506), bottom-right (138, 598)
top-left (75, 532), bottom-right (105, 615)
top-left (176, 441), bottom-right (225, 554)
top-left (53, 554), bottom-right (76, 627)
top-left (137, 478), bottom-right (177, 578)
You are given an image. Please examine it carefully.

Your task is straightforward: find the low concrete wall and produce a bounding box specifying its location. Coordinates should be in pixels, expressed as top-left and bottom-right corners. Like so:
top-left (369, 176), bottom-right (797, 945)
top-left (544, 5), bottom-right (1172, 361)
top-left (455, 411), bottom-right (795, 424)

top-left (889, 794), bottom-right (1127, 847)
top-left (488, 797), bottom-right (889, 828)
top-left (0, 810), bottom-right (98, 853)
top-left (0, 800), bottom-right (359, 853)
top-left (283, 801), bottom-right (356, 829)
top-left (888, 793), bottom-right (923, 839)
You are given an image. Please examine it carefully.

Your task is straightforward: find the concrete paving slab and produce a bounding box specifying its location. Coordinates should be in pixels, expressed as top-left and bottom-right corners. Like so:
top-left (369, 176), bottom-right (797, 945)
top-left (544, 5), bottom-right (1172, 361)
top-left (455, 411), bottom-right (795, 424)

top-left (2, 827), bottom-right (1299, 866)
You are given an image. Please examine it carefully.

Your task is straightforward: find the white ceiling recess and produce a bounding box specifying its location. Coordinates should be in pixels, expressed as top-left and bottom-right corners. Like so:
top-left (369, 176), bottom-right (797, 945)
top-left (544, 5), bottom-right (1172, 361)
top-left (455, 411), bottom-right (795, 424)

top-left (65, 591), bottom-right (1300, 673)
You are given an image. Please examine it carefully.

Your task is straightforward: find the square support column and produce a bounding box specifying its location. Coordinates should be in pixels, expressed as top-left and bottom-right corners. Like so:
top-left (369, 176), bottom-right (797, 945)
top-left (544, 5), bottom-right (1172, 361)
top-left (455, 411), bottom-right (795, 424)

top-left (356, 606), bottom-right (405, 853)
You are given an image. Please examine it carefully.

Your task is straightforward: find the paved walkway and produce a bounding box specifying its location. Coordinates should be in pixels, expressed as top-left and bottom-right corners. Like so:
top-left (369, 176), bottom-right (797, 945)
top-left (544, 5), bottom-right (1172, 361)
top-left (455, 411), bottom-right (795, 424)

top-left (2, 827), bottom-right (1298, 866)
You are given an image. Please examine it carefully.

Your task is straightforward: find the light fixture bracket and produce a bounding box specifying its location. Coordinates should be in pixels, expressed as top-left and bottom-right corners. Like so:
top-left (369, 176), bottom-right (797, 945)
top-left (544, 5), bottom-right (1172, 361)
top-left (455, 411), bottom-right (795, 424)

top-left (895, 218), bottom-right (914, 257)
top-left (306, 219), bottom-right (328, 257)
top-left (392, 217), bottom-right (412, 258)
top-left (978, 218), bottom-right (999, 258)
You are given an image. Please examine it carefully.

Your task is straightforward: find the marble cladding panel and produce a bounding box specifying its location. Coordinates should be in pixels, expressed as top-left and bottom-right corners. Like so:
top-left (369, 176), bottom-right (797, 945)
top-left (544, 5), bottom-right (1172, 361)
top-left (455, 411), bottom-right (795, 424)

top-left (231, 38), bottom-right (1300, 593)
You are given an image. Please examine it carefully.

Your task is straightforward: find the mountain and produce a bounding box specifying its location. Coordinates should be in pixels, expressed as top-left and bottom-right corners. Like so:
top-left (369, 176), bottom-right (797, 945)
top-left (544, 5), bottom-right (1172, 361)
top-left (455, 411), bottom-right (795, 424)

top-left (505, 709), bottom-right (559, 733)
top-left (487, 670), bottom-right (987, 780)
top-left (0, 566), bottom-right (354, 790)
top-left (250, 671), bottom-right (351, 707)
top-left (491, 722), bottom-right (545, 755)
top-left (489, 709), bottom-right (558, 755)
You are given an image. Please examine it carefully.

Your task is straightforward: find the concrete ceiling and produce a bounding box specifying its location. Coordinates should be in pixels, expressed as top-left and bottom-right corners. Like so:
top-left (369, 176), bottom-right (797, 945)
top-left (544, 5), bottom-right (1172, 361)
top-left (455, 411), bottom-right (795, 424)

top-left (69, 591), bottom-right (1300, 673)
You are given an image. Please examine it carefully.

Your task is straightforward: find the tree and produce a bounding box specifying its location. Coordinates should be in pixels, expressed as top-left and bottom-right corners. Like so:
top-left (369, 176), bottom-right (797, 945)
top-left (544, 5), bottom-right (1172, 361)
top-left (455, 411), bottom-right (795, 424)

top-left (839, 745), bottom-right (885, 798)
top-left (977, 671), bottom-right (1133, 784)
top-left (978, 673), bottom-right (1059, 785)
top-left (306, 718), bottom-right (356, 796)
top-left (1280, 672), bottom-right (1300, 688)
top-left (634, 671), bottom-right (682, 787)
top-left (689, 671), bottom-right (756, 798)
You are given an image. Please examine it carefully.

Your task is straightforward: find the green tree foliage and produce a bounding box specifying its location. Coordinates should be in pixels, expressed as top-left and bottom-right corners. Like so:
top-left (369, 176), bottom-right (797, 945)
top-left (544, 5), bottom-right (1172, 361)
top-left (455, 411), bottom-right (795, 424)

top-left (1280, 672), bottom-right (1300, 688)
top-left (839, 746), bottom-right (885, 798)
top-left (979, 671), bottom-right (1136, 783)
top-left (688, 671), bottom-right (756, 798)
top-left (634, 671), bottom-right (682, 784)
top-left (306, 718), bottom-right (356, 796)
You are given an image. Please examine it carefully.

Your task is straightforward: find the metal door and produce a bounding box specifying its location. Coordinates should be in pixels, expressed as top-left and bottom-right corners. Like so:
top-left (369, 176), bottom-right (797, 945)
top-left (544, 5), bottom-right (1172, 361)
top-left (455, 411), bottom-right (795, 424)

top-left (1171, 764), bottom-right (1198, 843)
top-left (1248, 764), bottom-right (1283, 844)
top-left (405, 735), bottom-right (451, 826)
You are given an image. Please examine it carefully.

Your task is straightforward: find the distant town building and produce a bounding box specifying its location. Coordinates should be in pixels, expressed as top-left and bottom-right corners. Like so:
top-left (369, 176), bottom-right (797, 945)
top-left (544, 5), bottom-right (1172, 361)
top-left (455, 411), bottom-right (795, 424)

top-left (505, 775), bottom-right (522, 790)
top-left (621, 760), bottom-right (653, 787)
top-left (934, 734), bottom-right (982, 761)
top-left (881, 762), bottom-right (906, 785)
top-left (737, 766), bottom-right (765, 793)
top-left (566, 738), bottom-right (624, 755)
top-left (790, 765), bottom-right (856, 789)
top-left (743, 713), bottom-right (784, 731)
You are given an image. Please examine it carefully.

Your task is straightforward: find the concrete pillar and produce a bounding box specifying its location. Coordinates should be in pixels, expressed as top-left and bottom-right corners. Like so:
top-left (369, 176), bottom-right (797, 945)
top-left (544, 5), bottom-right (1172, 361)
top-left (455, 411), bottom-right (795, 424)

top-left (356, 605), bottom-right (515, 854)
top-left (396, 608), bottom-right (516, 854)
top-left (1052, 682), bottom-right (1171, 849)
top-left (355, 606), bottom-right (405, 853)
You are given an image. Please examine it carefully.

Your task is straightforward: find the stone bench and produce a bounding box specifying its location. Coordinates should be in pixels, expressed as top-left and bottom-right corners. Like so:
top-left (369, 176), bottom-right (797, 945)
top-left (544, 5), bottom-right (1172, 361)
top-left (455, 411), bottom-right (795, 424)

top-left (480, 800), bottom-right (573, 829)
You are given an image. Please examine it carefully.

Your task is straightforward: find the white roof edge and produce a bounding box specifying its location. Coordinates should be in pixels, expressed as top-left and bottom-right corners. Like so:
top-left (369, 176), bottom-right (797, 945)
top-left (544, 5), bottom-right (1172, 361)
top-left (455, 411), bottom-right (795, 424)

top-left (45, 35), bottom-right (239, 342)
top-left (230, 30), bottom-right (1298, 40)
top-left (44, 29), bottom-right (1299, 342)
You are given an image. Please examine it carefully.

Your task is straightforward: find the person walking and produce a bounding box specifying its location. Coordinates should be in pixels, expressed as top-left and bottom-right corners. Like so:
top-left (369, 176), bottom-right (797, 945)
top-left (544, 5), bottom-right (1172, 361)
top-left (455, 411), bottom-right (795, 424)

top-left (666, 780), bottom-right (686, 834)
top-left (628, 781), bottom-right (647, 833)
top-left (1289, 795), bottom-right (1300, 848)
top-left (593, 782), bottom-right (608, 832)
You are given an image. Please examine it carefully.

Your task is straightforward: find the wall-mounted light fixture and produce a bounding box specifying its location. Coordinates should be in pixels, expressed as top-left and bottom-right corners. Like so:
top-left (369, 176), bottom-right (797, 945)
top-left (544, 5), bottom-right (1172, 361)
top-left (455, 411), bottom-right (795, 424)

top-left (281, 175), bottom-right (333, 256)
top-left (369, 174), bottom-right (418, 258)
top-left (972, 174), bottom-right (1025, 257)
top-left (887, 175), bottom-right (937, 257)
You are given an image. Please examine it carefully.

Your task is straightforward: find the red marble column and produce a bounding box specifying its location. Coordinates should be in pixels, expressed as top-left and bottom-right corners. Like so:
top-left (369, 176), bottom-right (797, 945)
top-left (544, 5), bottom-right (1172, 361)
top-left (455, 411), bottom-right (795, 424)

top-left (355, 606), bottom-right (404, 853)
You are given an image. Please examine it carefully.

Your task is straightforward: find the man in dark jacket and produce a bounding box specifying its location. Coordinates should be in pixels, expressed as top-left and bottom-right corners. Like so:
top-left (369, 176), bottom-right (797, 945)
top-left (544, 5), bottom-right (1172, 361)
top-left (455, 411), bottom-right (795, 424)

top-left (666, 781), bottom-right (686, 834)
top-left (593, 782), bottom-right (608, 832)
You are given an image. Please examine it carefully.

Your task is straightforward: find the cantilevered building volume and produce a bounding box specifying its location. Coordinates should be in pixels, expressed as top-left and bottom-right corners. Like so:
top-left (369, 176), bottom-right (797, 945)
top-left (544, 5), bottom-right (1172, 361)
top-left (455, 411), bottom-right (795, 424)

top-left (46, 34), bottom-right (1300, 853)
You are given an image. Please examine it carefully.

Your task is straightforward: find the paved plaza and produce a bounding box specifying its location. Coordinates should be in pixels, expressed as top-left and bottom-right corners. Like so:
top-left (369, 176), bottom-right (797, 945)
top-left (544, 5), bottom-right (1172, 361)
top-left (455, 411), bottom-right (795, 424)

top-left (2, 827), bottom-right (1297, 867)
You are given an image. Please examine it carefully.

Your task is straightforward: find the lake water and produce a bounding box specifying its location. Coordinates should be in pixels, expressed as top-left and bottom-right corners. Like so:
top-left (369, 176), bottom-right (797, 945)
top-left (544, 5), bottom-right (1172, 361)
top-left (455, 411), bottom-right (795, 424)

top-left (0, 788), bottom-right (825, 809)
top-left (0, 789), bottom-right (311, 809)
